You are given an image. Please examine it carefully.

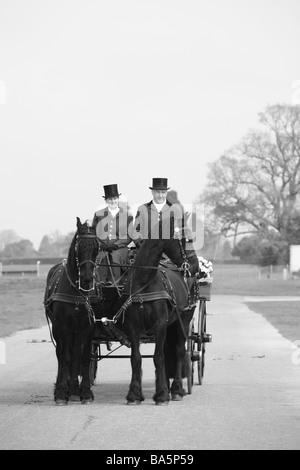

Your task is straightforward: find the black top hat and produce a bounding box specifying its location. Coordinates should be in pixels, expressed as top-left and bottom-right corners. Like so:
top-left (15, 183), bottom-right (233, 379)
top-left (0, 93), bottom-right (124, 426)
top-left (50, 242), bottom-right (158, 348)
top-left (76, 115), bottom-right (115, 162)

top-left (102, 184), bottom-right (121, 199)
top-left (149, 178), bottom-right (170, 190)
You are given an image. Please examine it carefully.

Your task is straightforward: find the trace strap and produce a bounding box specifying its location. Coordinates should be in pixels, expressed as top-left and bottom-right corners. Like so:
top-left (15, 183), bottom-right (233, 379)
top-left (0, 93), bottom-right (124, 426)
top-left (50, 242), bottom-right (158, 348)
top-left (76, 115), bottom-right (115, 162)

top-left (98, 277), bottom-right (153, 326)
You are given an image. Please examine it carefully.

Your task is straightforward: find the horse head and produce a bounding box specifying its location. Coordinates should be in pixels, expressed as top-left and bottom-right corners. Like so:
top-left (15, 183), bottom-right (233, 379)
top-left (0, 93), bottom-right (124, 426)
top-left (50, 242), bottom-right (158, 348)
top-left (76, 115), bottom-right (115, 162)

top-left (163, 238), bottom-right (199, 276)
top-left (135, 238), bottom-right (198, 276)
top-left (74, 217), bottom-right (100, 292)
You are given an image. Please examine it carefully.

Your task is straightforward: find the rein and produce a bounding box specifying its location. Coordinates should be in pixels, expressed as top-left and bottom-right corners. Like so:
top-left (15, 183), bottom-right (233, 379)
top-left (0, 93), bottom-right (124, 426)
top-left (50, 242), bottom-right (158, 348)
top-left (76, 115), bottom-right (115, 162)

top-left (178, 238), bottom-right (192, 280)
top-left (98, 276), bottom-right (154, 326)
top-left (60, 260), bottom-right (97, 325)
top-left (74, 233), bottom-right (101, 292)
top-left (98, 238), bottom-right (193, 328)
top-left (46, 232), bottom-right (101, 328)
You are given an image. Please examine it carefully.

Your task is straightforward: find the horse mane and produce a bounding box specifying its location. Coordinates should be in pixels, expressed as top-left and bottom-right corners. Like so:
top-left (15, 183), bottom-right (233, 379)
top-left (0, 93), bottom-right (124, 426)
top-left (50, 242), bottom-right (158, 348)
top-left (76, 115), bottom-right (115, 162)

top-left (164, 238), bottom-right (199, 276)
top-left (132, 239), bottom-right (164, 285)
top-left (134, 238), bottom-right (199, 279)
top-left (66, 219), bottom-right (97, 281)
top-left (163, 238), bottom-right (184, 267)
top-left (66, 231), bottom-right (78, 278)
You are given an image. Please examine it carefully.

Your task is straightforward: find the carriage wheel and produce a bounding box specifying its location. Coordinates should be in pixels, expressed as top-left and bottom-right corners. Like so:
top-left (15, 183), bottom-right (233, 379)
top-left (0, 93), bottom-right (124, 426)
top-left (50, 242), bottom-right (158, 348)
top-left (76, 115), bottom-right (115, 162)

top-left (89, 341), bottom-right (100, 386)
top-left (197, 300), bottom-right (206, 385)
top-left (186, 321), bottom-right (195, 394)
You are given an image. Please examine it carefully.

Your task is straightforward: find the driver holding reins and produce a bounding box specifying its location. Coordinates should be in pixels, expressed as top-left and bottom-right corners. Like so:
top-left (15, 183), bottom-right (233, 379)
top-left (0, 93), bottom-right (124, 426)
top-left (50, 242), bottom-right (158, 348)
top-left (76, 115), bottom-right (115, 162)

top-left (129, 177), bottom-right (181, 245)
top-left (92, 184), bottom-right (132, 284)
top-left (129, 177), bottom-right (199, 275)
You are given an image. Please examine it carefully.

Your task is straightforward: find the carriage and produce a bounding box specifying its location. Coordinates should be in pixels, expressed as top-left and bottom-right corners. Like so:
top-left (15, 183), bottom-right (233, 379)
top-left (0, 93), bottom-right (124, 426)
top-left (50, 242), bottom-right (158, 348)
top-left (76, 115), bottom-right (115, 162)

top-left (44, 218), bottom-right (213, 405)
top-left (89, 277), bottom-right (213, 395)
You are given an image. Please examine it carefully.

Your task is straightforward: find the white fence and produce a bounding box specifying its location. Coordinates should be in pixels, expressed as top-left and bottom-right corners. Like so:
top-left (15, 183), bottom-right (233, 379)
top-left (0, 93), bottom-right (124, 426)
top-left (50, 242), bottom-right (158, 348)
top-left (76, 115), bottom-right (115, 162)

top-left (213, 264), bottom-right (291, 281)
top-left (0, 261), bottom-right (47, 277)
top-left (0, 261), bottom-right (293, 281)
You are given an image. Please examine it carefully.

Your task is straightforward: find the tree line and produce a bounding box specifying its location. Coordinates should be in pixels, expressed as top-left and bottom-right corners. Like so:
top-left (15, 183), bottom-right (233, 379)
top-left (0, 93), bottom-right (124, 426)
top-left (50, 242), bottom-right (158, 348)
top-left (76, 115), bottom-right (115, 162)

top-left (199, 103), bottom-right (300, 265)
top-left (0, 229), bottom-right (74, 260)
top-left (1, 103), bottom-right (299, 265)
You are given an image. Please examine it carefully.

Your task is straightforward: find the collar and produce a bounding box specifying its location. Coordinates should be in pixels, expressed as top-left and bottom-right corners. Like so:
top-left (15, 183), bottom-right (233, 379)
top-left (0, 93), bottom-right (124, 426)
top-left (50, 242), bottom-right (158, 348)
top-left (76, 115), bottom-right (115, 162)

top-left (146, 200), bottom-right (172, 208)
top-left (152, 201), bottom-right (166, 212)
top-left (108, 207), bottom-right (120, 217)
top-left (100, 206), bottom-right (124, 217)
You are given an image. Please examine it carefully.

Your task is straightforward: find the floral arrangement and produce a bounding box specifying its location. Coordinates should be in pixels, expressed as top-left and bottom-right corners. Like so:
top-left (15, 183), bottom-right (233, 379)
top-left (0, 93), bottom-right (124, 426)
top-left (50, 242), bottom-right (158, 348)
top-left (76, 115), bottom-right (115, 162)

top-left (197, 256), bottom-right (214, 280)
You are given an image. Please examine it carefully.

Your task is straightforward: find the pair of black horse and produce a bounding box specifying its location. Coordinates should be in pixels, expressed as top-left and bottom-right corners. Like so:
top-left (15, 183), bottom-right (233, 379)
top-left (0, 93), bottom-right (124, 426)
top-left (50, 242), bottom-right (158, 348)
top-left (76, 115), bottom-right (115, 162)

top-left (44, 217), bottom-right (199, 406)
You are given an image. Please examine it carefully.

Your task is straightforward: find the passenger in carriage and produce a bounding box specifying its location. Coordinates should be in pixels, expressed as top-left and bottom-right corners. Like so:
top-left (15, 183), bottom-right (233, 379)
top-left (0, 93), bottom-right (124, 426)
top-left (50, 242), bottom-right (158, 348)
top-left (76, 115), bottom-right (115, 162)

top-left (129, 177), bottom-right (181, 247)
top-left (92, 184), bottom-right (132, 284)
top-left (129, 177), bottom-right (199, 275)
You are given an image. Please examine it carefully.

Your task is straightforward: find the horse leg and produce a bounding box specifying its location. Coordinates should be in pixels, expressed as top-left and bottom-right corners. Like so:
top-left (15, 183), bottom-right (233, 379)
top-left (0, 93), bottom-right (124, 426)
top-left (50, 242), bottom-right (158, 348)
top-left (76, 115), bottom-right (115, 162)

top-left (170, 329), bottom-right (186, 401)
top-left (126, 328), bottom-right (144, 405)
top-left (69, 332), bottom-right (81, 401)
top-left (78, 325), bottom-right (95, 404)
top-left (53, 326), bottom-right (72, 405)
top-left (153, 320), bottom-right (169, 406)
top-left (171, 310), bottom-right (194, 401)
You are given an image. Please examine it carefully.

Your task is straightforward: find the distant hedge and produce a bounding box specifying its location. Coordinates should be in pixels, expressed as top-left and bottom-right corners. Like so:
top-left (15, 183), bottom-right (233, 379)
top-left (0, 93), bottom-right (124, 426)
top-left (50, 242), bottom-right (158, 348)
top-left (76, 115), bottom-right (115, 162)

top-left (0, 257), bottom-right (249, 266)
top-left (0, 257), bottom-right (64, 265)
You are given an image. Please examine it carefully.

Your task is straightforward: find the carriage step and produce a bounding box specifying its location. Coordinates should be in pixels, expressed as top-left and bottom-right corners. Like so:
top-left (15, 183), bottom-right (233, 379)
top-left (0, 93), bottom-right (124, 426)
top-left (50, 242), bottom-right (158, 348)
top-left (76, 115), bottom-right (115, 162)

top-left (191, 351), bottom-right (200, 362)
top-left (203, 333), bottom-right (212, 343)
top-left (189, 334), bottom-right (199, 341)
top-left (188, 333), bottom-right (212, 343)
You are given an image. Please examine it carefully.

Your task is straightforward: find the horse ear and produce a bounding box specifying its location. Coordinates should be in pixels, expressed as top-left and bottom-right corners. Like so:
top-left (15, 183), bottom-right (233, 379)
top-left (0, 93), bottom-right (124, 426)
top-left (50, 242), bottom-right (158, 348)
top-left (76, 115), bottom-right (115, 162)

top-left (76, 217), bottom-right (82, 230)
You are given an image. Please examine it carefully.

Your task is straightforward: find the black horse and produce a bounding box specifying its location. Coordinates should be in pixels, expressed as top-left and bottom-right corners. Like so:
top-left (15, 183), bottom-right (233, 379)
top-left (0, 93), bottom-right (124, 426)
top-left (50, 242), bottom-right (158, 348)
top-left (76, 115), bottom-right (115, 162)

top-left (111, 237), bottom-right (199, 406)
top-left (44, 217), bottom-right (100, 405)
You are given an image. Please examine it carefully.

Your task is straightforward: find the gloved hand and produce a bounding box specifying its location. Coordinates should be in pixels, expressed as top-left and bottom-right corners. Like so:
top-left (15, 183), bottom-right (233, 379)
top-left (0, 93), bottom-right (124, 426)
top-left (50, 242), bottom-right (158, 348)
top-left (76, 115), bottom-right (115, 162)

top-left (104, 244), bottom-right (118, 253)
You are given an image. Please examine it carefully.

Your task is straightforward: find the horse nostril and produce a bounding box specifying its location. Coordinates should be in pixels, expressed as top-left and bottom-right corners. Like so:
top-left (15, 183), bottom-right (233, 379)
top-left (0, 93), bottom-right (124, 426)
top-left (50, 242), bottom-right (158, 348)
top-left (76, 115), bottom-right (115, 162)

top-left (80, 273), bottom-right (94, 290)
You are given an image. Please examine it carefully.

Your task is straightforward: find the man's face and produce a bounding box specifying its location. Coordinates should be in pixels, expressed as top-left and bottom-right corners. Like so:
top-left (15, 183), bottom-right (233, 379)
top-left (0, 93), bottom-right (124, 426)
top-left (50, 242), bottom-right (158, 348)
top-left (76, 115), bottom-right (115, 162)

top-left (106, 197), bottom-right (119, 209)
top-left (152, 190), bottom-right (167, 204)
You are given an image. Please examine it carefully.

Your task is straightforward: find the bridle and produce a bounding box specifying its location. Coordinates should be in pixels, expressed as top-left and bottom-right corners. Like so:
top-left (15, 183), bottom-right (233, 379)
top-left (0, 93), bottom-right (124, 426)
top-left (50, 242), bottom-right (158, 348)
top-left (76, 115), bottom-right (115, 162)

top-left (99, 238), bottom-right (192, 328)
top-left (74, 232), bottom-right (101, 292)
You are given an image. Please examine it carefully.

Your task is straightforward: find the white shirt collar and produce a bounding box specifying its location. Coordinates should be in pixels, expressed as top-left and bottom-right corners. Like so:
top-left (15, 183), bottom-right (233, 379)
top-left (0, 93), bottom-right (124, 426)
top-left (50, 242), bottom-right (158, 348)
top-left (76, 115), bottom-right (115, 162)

top-left (152, 201), bottom-right (166, 212)
top-left (108, 207), bottom-right (120, 217)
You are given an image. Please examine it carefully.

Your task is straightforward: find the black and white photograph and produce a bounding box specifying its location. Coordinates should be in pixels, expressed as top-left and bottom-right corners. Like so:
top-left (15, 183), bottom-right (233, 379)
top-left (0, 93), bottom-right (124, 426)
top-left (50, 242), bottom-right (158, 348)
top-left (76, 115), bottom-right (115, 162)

top-left (0, 0), bottom-right (300, 452)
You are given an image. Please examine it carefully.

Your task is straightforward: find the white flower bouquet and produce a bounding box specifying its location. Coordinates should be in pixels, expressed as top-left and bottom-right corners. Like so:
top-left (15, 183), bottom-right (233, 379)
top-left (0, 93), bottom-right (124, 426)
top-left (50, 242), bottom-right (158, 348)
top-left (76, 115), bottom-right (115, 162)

top-left (197, 256), bottom-right (213, 300)
top-left (197, 256), bottom-right (214, 279)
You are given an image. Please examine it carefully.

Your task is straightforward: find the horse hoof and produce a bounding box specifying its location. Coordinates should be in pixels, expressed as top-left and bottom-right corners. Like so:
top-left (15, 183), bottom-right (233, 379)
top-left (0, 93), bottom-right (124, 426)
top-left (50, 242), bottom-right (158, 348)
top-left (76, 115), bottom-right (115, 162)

top-left (156, 401), bottom-right (169, 406)
top-left (127, 400), bottom-right (141, 406)
top-left (81, 399), bottom-right (93, 405)
top-left (55, 399), bottom-right (68, 406)
top-left (171, 394), bottom-right (183, 402)
top-left (69, 395), bottom-right (81, 402)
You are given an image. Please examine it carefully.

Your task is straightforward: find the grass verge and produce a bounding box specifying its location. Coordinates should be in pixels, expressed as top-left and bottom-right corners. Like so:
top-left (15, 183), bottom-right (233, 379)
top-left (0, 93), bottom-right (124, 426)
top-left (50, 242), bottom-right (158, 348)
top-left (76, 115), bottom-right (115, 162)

top-left (0, 278), bottom-right (46, 338)
top-left (245, 301), bottom-right (300, 344)
top-left (212, 277), bottom-right (300, 296)
top-left (0, 276), bottom-right (300, 340)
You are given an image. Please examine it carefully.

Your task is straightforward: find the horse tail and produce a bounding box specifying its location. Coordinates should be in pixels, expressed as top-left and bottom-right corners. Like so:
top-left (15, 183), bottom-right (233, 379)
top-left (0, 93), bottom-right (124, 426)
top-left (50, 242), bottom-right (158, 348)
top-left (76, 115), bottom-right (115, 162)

top-left (164, 311), bottom-right (192, 380)
top-left (181, 350), bottom-right (190, 379)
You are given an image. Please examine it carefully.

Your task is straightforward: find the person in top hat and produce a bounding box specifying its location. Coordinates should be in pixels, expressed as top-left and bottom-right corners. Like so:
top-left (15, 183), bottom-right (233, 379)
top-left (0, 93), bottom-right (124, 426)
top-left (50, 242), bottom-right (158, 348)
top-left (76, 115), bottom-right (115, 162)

top-left (129, 178), bottom-right (183, 246)
top-left (130, 178), bottom-right (201, 281)
top-left (92, 184), bottom-right (132, 283)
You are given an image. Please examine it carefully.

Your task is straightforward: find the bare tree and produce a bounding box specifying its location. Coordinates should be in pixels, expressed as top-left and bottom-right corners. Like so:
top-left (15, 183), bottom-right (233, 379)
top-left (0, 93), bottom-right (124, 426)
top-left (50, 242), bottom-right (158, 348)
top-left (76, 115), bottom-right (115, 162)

top-left (201, 104), bottom-right (300, 245)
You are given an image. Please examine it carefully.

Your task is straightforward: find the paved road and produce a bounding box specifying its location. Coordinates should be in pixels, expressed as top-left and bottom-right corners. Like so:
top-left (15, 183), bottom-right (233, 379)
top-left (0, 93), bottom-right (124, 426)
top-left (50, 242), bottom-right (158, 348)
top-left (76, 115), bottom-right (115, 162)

top-left (0, 295), bottom-right (300, 450)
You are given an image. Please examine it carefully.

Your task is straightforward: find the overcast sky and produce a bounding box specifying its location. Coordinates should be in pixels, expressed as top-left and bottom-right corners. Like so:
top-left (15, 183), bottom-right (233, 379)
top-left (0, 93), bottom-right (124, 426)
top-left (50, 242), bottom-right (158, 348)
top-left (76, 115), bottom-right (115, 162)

top-left (1, 0), bottom-right (300, 249)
